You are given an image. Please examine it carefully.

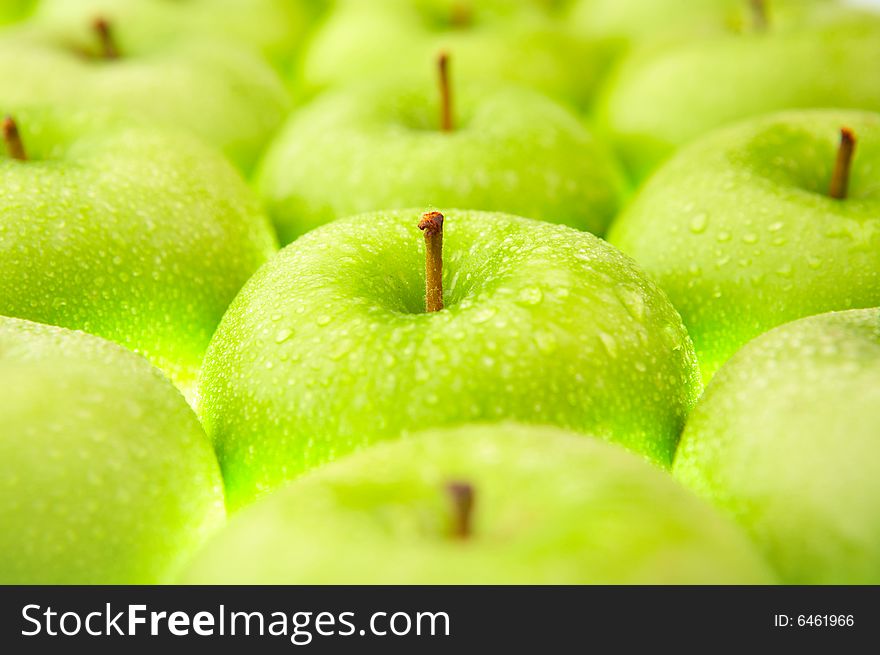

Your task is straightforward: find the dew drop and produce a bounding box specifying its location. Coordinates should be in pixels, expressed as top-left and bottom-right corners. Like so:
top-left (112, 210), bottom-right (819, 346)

top-left (517, 287), bottom-right (543, 305)
top-left (598, 331), bottom-right (618, 358)
top-left (471, 306), bottom-right (497, 324)
top-left (274, 328), bottom-right (293, 343)
top-left (688, 213), bottom-right (709, 234)
top-left (534, 330), bottom-right (557, 354)
top-left (616, 285), bottom-right (646, 321)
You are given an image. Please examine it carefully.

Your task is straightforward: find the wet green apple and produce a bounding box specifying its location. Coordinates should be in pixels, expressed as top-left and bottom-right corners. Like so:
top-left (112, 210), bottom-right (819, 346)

top-left (0, 17), bottom-right (290, 171)
top-left (182, 424), bottom-right (775, 584)
top-left (297, 0), bottom-right (614, 108)
top-left (597, 5), bottom-right (880, 179)
top-left (33, 0), bottom-right (320, 70)
top-left (674, 308), bottom-right (880, 584)
top-left (0, 0), bottom-right (34, 25)
top-left (0, 316), bottom-right (225, 584)
top-left (608, 110), bottom-right (880, 380)
top-left (200, 209), bottom-right (701, 509)
top-left (0, 108), bottom-right (278, 399)
top-left (257, 69), bottom-right (626, 243)
top-left (568, 0), bottom-right (831, 52)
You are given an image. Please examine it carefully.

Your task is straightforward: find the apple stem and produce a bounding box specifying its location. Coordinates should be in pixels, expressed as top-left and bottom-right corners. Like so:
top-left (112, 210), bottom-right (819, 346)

top-left (419, 211), bottom-right (444, 313)
top-left (829, 127), bottom-right (857, 200)
top-left (438, 52), bottom-right (453, 132)
top-left (749, 0), bottom-right (767, 31)
top-left (93, 17), bottom-right (120, 60)
top-left (446, 481), bottom-right (474, 539)
top-left (2, 116), bottom-right (26, 161)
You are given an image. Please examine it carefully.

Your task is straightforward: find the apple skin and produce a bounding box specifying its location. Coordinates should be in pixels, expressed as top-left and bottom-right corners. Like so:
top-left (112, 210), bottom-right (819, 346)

top-left (256, 81), bottom-right (627, 244)
top-left (297, 0), bottom-right (614, 109)
top-left (0, 108), bottom-right (278, 400)
top-left (596, 7), bottom-right (880, 179)
top-left (33, 0), bottom-right (320, 70)
top-left (0, 317), bottom-right (226, 584)
top-left (181, 423), bottom-right (775, 584)
top-left (200, 209), bottom-right (702, 510)
top-left (608, 110), bottom-right (880, 381)
top-left (674, 309), bottom-right (880, 584)
top-left (0, 23), bottom-right (291, 172)
top-left (568, 0), bottom-right (831, 48)
top-left (0, 0), bottom-right (34, 25)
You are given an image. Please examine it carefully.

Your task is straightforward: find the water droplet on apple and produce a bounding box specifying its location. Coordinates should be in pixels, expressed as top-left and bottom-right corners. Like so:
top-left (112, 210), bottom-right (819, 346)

top-left (742, 233), bottom-right (758, 244)
top-left (616, 286), bottom-right (646, 321)
top-left (768, 221), bottom-right (784, 232)
top-left (688, 213), bottom-right (708, 233)
top-left (471, 306), bottom-right (497, 324)
top-left (534, 330), bottom-right (557, 354)
top-left (316, 315), bottom-right (332, 326)
top-left (716, 231), bottom-right (731, 242)
top-left (330, 339), bottom-right (352, 360)
top-left (517, 287), bottom-right (543, 305)
top-left (598, 331), bottom-right (618, 358)
top-left (274, 328), bottom-right (293, 343)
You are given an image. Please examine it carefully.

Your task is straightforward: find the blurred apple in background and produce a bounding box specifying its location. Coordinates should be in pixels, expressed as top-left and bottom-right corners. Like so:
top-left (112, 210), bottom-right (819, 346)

top-left (32, 0), bottom-right (323, 71)
top-left (297, 0), bottom-right (615, 109)
top-left (609, 110), bottom-right (880, 380)
top-left (0, 108), bottom-right (278, 399)
top-left (199, 209), bottom-right (701, 509)
top-left (675, 308), bottom-right (880, 584)
top-left (568, 0), bottom-right (833, 54)
top-left (0, 317), bottom-right (225, 584)
top-left (0, 16), bottom-right (290, 171)
top-left (0, 0), bottom-right (34, 25)
top-left (597, 3), bottom-right (880, 179)
top-left (257, 59), bottom-right (626, 243)
top-left (182, 424), bottom-right (775, 584)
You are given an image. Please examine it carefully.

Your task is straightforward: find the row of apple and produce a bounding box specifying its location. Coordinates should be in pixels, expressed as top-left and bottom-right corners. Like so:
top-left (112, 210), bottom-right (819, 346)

top-left (0, 1), bottom-right (877, 584)
top-left (1, 1), bottom-right (878, 177)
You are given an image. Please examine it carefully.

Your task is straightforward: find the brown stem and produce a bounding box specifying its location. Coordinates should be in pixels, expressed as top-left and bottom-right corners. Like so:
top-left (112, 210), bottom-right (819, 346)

top-left (749, 0), bottom-right (767, 31)
top-left (93, 17), bottom-right (119, 59)
top-left (829, 127), bottom-right (857, 200)
top-left (418, 211), bottom-right (444, 312)
top-left (446, 481), bottom-right (474, 539)
top-left (438, 52), bottom-right (453, 132)
top-left (3, 116), bottom-right (26, 161)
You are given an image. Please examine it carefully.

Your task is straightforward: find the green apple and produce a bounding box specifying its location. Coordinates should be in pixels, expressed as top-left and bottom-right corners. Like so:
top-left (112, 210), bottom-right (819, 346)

top-left (674, 308), bottom-right (880, 584)
top-left (0, 0), bottom-right (34, 25)
top-left (597, 5), bottom-right (880, 179)
top-left (568, 0), bottom-right (831, 49)
top-left (33, 0), bottom-right (320, 70)
top-left (297, 0), bottom-right (614, 109)
top-left (200, 209), bottom-right (701, 510)
top-left (608, 109), bottom-right (880, 381)
top-left (256, 74), bottom-right (627, 244)
top-left (0, 108), bottom-right (278, 400)
top-left (0, 316), bottom-right (226, 584)
top-left (0, 18), bottom-right (291, 171)
top-left (182, 424), bottom-right (775, 584)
